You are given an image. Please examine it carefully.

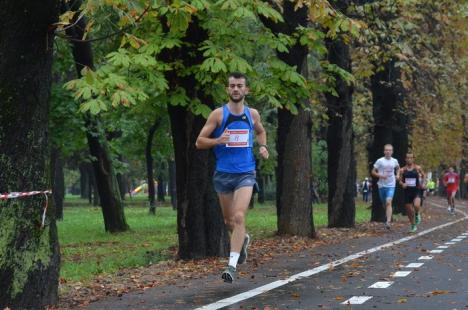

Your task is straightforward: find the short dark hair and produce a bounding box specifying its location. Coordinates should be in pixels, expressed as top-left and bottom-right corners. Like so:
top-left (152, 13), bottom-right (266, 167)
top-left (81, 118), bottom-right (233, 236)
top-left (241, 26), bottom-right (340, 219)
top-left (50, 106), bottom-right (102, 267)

top-left (228, 72), bottom-right (248, 85)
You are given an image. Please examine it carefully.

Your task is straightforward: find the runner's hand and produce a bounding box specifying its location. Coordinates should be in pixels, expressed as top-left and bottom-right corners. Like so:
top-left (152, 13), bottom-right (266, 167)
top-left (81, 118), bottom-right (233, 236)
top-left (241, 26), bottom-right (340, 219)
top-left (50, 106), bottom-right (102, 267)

top-left (401, 183), bottom-right (407, 189)
top-left (379, 174), bottom-right (387, 180)
top-left (259, 145), bottom-right (269, 159)
top-left (217, 130), bottom-right (230, 145)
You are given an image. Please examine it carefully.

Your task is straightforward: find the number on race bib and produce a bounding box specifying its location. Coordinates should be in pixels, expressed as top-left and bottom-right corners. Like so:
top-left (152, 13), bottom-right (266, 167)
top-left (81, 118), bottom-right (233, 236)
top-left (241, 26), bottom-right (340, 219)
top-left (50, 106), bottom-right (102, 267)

top-left (406, 178), bottom-right (417, 187)
top-left (226, 129), bottom-right (250, 147)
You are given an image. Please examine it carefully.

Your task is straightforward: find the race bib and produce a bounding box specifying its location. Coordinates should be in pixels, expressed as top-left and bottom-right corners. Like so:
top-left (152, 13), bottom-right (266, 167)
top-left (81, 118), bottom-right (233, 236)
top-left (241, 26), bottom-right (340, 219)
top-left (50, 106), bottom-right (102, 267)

top-left (406, 178), bottom-right (417, 187)
top-left (226, 129), bottom-right (250, 147)
top-left (448, 177), bottom-right (455, 184)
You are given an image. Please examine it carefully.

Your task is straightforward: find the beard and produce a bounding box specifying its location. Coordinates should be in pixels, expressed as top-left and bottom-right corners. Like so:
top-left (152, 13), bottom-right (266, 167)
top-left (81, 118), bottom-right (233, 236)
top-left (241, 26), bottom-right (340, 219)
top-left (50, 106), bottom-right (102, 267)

top-left (229, 93), bottom-right (245, 103)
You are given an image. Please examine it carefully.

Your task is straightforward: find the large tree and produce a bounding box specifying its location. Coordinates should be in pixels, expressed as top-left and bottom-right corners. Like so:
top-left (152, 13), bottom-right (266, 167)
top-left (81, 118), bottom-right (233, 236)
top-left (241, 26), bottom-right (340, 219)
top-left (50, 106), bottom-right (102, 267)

top-left (64, 1), bottom-right (129, 232)
top-left (262, 1), bottom-right (315, 237)
top-left (0, 1), bottom-right (60, 308)
top-left (325, 0), bottom-right (357, 228)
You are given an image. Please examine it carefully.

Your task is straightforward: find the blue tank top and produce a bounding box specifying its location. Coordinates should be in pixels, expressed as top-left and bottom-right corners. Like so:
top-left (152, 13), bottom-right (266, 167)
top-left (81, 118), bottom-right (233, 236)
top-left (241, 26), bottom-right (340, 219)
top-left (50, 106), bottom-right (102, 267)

top-left (212, 104), bottom-right (256, 173)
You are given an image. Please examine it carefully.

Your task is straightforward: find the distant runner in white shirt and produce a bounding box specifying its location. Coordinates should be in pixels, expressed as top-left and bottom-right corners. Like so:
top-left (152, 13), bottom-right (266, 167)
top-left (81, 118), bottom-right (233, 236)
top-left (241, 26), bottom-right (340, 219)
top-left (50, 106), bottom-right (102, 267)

top-left (371, 144), bottom-right (400, 229)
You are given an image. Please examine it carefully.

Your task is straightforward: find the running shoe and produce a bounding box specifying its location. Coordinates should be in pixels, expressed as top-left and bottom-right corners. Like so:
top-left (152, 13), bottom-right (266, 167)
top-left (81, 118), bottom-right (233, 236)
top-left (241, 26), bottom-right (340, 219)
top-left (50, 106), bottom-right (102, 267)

top-left (238, 233), bottom-right (251, 265)
top-left (221, 265), bottom-right (236, 283)
top-left (415, 213), bottom-right (421, 225)
top-left (384, 222), bottom-right (391, 230)
top-left (409, 224), bottom-right (417, 233)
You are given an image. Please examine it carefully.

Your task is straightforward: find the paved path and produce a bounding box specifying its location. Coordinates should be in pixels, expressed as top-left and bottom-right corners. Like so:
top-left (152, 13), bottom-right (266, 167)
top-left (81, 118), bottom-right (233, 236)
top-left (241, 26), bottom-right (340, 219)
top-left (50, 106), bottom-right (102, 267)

top-left (78, 198), bottom-right (468, 310)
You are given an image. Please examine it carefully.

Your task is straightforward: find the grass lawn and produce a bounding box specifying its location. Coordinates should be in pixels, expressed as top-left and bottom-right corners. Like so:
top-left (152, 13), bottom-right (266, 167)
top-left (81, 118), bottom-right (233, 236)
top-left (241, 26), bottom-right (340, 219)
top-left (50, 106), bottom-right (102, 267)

top-left (58, 195), bottom-right (370, 282)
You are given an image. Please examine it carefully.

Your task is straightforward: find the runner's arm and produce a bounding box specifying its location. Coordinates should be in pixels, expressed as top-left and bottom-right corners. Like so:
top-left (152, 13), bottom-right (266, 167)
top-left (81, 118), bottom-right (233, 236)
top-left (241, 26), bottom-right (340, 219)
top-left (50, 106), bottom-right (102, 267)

top-left (371, 167), bottom-right (381, 179)
top-left (418, 166), bottom-right (426, 188)
top-left (395, 165), bottom-right (401, 181)
top-left (251, 108), bottom-right (268, 159)
top-left (398, 168), bottom-right (405, 186)
top-left (195, 109), bottom-right (225, 149)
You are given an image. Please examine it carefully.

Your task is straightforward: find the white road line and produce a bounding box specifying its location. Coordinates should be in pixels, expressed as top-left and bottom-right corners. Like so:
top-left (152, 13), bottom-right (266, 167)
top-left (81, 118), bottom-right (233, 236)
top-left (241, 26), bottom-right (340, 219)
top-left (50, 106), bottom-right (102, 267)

top-left (341, 296), bottom-right (373, 305)
top-left (369, 281), bottom-right (394, 288)
top-left (429, 249), bottom-right (444, 253)
top-left (437, 246), bottom-right (449, 249)
top-left (457, 236), bottom-right (467, 239)
top-left (392, 271), bottom-right (412, 277)
top-left (405, 263), bottom-right (424, 268)
top-left (445, 242), bottom-right (456, 245)
top-left (418, 256), bottom-right (433, 260)
top-left (195, 202), bottom-right (467, 310)
top-left (451, 238), bottom-right (462, 242)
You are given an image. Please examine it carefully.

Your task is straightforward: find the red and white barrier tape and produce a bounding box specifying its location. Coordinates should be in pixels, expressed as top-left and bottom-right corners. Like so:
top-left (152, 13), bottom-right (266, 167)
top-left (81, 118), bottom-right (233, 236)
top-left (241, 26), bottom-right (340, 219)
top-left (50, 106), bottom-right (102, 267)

top-left (0, 190), bottom-right (52, 228)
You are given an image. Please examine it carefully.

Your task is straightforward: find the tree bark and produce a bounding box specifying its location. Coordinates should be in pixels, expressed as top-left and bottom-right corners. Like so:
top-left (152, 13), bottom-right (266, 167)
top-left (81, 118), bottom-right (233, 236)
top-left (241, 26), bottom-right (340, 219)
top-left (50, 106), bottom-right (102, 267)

top-left (0, 1), bottom-right (60, 308)
top-left (157, 161), bottom-right (166, 202)
top-left (325, 2), bottom-right (356, 227)
top-left (51, 148), bottom-right (65, 220)
top-left (169, 105), bottom-right (229, 259)
top-left (369, 59), bottom-right (409, 221)
top-left (263, 2), bottom-right (315, 237)
top-left (64, 2), bottom-right (128, 231)
top-left (146, 119), bottom-right (159, 214)
top-left (168, 159), bottom-right (177, 209)
top-left (79, 162), bottom-right (89, 199)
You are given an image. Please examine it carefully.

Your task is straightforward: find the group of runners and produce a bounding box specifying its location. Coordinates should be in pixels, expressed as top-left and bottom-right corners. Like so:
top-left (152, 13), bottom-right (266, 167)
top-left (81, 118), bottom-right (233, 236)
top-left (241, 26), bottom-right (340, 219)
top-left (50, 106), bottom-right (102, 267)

top-left (196, 72), bottom-right (462, 283)
top-left (372, 144), bottom-right (460, 233)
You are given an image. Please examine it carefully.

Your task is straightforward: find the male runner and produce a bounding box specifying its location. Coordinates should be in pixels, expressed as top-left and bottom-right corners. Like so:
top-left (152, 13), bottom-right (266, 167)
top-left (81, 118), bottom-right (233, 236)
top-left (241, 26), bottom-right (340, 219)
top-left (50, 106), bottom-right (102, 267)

top-left (443, 166), bottom-right (459, 214)
top-left (196, 72), bottom-right (269, 283)
top-left (399, 153), bottom-right (425, 233)
top-left (371, 144), bottom-right (400, 229)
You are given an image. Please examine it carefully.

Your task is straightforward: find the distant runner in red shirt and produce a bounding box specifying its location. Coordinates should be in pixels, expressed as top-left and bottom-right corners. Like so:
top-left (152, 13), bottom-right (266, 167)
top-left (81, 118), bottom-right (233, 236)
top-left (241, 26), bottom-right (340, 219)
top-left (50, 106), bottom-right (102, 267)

top-left (443, 166), bottom-right (459, 214)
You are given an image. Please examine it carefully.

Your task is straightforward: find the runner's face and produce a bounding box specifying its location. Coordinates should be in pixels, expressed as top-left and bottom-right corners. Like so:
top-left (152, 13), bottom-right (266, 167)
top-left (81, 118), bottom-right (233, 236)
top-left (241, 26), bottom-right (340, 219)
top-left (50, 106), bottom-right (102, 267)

top-left (384, 146), bottom-right (393, 157)
top-left (406, 154), bottom-right (414, 165)
top-left (227, 77), bottom-right (248, 103)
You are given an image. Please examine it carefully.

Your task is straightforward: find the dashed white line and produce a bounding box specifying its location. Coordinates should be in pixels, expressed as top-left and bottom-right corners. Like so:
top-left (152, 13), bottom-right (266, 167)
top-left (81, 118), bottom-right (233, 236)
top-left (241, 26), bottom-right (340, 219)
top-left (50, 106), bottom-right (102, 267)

top-left (429, 249), bottom-right (444, 253)
top-left (405, 263), bottom-right (424, 268)
top-left (457, 236), bottom-right (467, 239)
top-left (451, 238), bottom-right (462, 242)
top-left (418, 255), bottom-right (433, 260)
top-left (392, 271), bottom-right (412, 277)
top-left (369, 281), bottom-right (394, 288)
top-left (341, 296), bottom-right (373, 304)
top-left (445, 242), bottom-right (456, 245)
top-left (195, 202), bottom-right (467, 310)
top-left (437, 246), bottom-right (449, 249)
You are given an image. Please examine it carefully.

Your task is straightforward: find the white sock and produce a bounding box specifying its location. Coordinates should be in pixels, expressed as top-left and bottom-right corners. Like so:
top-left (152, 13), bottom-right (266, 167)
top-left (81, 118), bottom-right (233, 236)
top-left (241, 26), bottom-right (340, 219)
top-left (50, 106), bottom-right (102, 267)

top-left (228, 252), bottom-right (240, 268)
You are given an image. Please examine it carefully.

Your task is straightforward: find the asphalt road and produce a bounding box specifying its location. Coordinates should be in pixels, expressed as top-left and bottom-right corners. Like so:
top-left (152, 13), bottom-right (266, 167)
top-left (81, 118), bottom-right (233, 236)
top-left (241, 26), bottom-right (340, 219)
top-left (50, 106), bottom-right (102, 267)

top-left (79, 199), bottom-right (468, 310)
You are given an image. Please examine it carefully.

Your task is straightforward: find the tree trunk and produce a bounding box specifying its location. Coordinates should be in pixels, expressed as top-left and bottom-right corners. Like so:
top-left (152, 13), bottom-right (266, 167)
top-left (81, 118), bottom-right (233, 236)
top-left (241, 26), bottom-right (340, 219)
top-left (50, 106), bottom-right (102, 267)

top-left (64, 3), bottom-right (128, 232)
top-left (146, 120), bottom-right (159, 214)
top-left (263, 2), bottom-right (315, 237)
top-left (369, 59), bottom-right (409, 222)
top-left (157, 160), bottom-right (166, 202)
top-left (116, 172), bottom-right (127, 200)
top-left (168, 159), bottom-right (177, 209)
top-left (79, 162), bottom-right (89, 199)
top-left (325, 10), bottom-right (356, 228)
top-left (0, 1), bottom-right (60, 308)
top-left (257, 170), bottom-right (265, 204)
top-left (169, 105), bottom-right (229, 258)
top-left (165, 17), bottom-right (229, 258)
top-left (51, 148), bottom-right (65, 220)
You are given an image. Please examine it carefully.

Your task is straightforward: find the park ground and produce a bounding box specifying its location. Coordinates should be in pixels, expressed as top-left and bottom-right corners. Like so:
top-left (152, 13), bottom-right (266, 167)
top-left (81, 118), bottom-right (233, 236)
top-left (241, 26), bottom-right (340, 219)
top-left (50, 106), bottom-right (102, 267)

top-left (57, 196), bottom-right (467, 309)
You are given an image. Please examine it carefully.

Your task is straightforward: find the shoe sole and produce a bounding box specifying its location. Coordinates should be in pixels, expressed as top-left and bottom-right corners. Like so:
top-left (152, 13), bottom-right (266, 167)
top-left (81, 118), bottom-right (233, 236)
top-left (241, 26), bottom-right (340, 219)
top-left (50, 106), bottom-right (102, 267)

top-left (222, 272), bottom-right (233, 283)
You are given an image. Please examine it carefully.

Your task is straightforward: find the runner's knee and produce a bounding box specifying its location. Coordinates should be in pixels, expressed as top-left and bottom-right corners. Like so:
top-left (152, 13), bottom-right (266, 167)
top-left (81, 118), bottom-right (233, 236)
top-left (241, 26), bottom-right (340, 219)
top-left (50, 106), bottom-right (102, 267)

top-left (231, 212), bottom-right (245, 227)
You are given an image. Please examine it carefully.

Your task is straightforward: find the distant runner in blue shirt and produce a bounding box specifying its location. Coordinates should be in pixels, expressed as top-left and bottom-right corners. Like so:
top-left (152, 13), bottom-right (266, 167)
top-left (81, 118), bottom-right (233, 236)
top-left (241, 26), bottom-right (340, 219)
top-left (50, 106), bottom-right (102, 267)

top-left (196, 72), bottom-right (269, 283)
